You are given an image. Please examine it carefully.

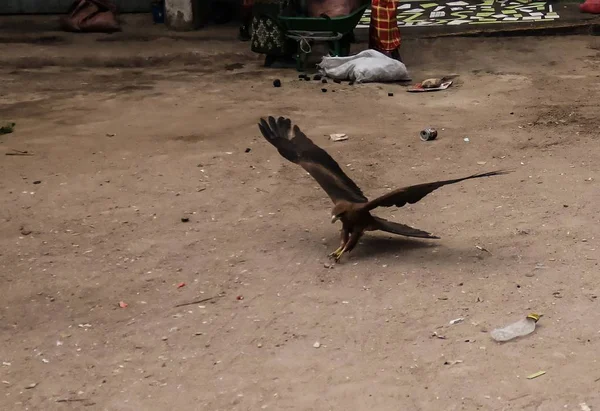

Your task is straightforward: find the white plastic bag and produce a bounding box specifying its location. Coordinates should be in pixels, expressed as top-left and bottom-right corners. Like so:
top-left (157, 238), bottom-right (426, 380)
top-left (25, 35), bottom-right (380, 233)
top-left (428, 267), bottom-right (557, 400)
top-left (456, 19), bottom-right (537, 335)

top-left (317, 49), bottom-right (410, 83)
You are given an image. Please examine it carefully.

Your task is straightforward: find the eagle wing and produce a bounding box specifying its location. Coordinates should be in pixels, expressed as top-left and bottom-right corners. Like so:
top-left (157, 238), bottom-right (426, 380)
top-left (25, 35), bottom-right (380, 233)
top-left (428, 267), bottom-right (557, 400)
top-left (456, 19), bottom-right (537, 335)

top-left (365, 170), bottom-right (511, 211)
top-left (258, 116), bottom-right (368, 204)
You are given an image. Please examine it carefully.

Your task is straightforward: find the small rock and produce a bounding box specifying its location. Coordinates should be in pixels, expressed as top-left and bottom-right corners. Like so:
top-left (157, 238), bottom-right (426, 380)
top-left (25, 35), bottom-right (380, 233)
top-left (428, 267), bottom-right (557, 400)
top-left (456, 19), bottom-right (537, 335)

top-left (245, 148), bottom-right (251, 153)
top-left (257, 343), bottom-right (263, 348)
top-left (323, 263), bottom-right (333, 269)
top-left (25, 383), bottom-right (38, 389)
top-left (333, 79), bottom-right (342, 84)
top-left (388, 92), bottom-right (394, 97)
top-left (33, 180), bottom-right (41, 184)
top-left (304, 77), bottom-right (310, 82)
top-left (298, 74), bottom-right (307, 79)
top-left (463, 137), bottom-right (470, 143)
top-left (313, 341), bottom-right (321, 348)
top-left (313, 74), bottom-right (322, 81)
top-left (273, 79), bottom-right (281, 88)
top-left (181, 217), bottom-right (190, 223)
top-left (161, 336), bottom-right (168, 341)
top-left (348, 81), bottom-right (355, 86)
top-left (321, 79), bottom-right (328, 84)
top-left (118, 301), bottom-right (128, 308)
top-left (321, 88), bottom-right (327, 93)
top-left (236, 295), bottom-right (244, 301)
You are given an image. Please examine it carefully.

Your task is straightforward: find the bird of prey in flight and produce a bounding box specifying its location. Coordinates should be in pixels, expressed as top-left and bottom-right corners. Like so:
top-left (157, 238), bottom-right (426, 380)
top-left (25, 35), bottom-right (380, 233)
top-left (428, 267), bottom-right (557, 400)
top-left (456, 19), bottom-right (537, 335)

top-left (258, 116), bottom-right (510, 262)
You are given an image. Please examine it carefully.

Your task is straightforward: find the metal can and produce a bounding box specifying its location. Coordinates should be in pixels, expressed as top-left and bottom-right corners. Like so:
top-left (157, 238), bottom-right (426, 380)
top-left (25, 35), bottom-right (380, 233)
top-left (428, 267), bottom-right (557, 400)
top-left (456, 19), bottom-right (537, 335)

top-left (420, 128), bottom-right (438, 141)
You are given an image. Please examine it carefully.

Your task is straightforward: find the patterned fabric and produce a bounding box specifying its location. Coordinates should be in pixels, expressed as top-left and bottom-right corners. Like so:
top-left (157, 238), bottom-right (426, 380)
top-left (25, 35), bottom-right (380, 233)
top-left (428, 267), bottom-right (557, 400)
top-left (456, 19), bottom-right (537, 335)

top-left (369, 0), bottom-right (401, 52)
top-left (251, 0), bottom-right (295, 56)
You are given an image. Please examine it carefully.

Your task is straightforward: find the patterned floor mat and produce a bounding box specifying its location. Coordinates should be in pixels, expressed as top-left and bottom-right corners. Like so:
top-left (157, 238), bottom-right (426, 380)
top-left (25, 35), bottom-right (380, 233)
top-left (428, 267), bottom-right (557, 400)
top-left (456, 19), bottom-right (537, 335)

top-left (356, 0), bottom-right (560, 27)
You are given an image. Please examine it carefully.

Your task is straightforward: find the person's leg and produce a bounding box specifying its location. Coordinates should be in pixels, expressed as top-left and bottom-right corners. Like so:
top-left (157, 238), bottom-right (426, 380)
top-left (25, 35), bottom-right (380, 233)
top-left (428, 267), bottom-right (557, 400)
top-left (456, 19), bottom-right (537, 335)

top-left (239, 0), bottom-right (253, 41)
top-left (369, 0), bottom-right (402, 60)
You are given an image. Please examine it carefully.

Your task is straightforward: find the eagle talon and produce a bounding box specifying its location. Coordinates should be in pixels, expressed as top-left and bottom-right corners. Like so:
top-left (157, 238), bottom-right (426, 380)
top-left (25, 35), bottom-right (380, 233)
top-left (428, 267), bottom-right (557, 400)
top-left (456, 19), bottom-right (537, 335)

top-left (328, 247), bottom-right (343, 258)
top-left (332, 248), bottom-right (346, 262)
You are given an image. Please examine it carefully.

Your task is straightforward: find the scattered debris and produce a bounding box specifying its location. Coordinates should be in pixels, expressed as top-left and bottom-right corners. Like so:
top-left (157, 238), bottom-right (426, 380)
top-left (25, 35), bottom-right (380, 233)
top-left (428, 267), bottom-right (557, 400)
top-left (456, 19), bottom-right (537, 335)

top-left (5, 149), bottom-right (33, 156)
top-left (56, 398), bottom-right (93, 404)
top-left (449, 317), bottom-right (465, 325)
top-left (444, 360), bottom-right (463, 366)
top-left (0, 122), bottom-right (15, 135)
top-left (177, 282), bottom-right (186, 289)
top-left (329, 133), bottom-right (348, 142)
top-left (181, 217), bottom-right (190, 223)
top-left (408, 78), bottom-right (453, 93)
top-left (420, 128), bottom-right (437, 141)
top-left (431, 331), bottom-right (447, 340)
top-left (526, 370), bottom-right (546, 380)
top-left (313, 341), bottom-right (321, 348)
top-left (273, 79), bottom-right (282, 88)
top-left (174, 294), bottom-right (223, 308)
top-left (491, 313), bottom-right (540, 342)
top-left (475, 245), bottom-right (491, 253)
top-left (118, 301), bottom-right (128, 308)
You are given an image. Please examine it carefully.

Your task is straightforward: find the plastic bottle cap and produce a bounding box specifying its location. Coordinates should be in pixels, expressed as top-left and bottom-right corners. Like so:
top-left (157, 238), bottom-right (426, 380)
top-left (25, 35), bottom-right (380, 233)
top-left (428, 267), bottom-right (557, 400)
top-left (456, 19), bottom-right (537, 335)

top-left (526, 313), bottom-right (541, 322)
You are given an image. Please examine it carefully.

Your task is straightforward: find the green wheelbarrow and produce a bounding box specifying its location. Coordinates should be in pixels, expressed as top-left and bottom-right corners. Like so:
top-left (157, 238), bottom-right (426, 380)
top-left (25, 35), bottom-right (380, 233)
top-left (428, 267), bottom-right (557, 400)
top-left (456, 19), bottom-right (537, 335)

top-left (278, 2), bottom-right (369, 71)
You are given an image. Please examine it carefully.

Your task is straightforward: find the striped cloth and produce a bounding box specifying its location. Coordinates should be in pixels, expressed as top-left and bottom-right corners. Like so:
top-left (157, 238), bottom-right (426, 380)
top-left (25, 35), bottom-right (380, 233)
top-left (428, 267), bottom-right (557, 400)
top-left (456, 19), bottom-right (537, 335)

top-left (369, 0), bottom-right (401, 52)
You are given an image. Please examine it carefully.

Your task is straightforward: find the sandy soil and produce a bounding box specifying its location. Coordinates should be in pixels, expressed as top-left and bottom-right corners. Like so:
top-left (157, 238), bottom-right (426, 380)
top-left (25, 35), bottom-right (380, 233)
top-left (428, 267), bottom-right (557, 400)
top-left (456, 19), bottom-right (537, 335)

top-left (1, 28), bottom-right (600, 411)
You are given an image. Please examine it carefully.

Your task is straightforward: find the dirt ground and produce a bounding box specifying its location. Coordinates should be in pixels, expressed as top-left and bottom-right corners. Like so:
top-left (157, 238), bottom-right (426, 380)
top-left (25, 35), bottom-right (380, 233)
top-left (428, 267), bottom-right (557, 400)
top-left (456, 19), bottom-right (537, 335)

top-left (1, 25), bottom-right (600, 411)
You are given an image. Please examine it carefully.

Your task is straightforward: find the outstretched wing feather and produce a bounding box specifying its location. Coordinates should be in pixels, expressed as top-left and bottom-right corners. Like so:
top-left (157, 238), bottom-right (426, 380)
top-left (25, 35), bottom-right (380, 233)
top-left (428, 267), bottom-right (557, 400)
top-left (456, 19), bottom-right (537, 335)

top-left (258, 116), bottom-right (368, 204)
top-left (366, 170), bottom-right (511, 210)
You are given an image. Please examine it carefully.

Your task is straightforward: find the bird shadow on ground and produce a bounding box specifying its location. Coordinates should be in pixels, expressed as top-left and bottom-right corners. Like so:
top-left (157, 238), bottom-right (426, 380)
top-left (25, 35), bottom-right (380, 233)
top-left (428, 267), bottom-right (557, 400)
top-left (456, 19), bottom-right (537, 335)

top-left (351, 236), bottom-right (436, 259)
top-left (346, 235), bottom-right (486, 266)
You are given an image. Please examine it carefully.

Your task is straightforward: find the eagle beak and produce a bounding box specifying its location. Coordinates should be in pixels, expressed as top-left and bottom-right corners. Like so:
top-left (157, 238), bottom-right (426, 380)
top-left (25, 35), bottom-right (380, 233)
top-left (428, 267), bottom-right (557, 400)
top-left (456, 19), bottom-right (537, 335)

top-left (331, 215), bottom-right (339, 224)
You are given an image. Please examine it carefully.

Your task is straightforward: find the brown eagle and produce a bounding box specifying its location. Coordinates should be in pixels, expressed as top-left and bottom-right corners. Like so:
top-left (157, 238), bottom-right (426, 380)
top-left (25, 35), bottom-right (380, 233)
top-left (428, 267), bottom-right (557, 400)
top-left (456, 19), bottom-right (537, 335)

top-left (258, 116), bottom-right (509, 262)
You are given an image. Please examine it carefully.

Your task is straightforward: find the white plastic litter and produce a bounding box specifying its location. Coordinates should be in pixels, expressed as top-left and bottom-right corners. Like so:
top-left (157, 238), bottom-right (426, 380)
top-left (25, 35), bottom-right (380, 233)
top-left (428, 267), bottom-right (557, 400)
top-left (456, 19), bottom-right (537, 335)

top-left (318, 49), bottom-right (411, 83)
